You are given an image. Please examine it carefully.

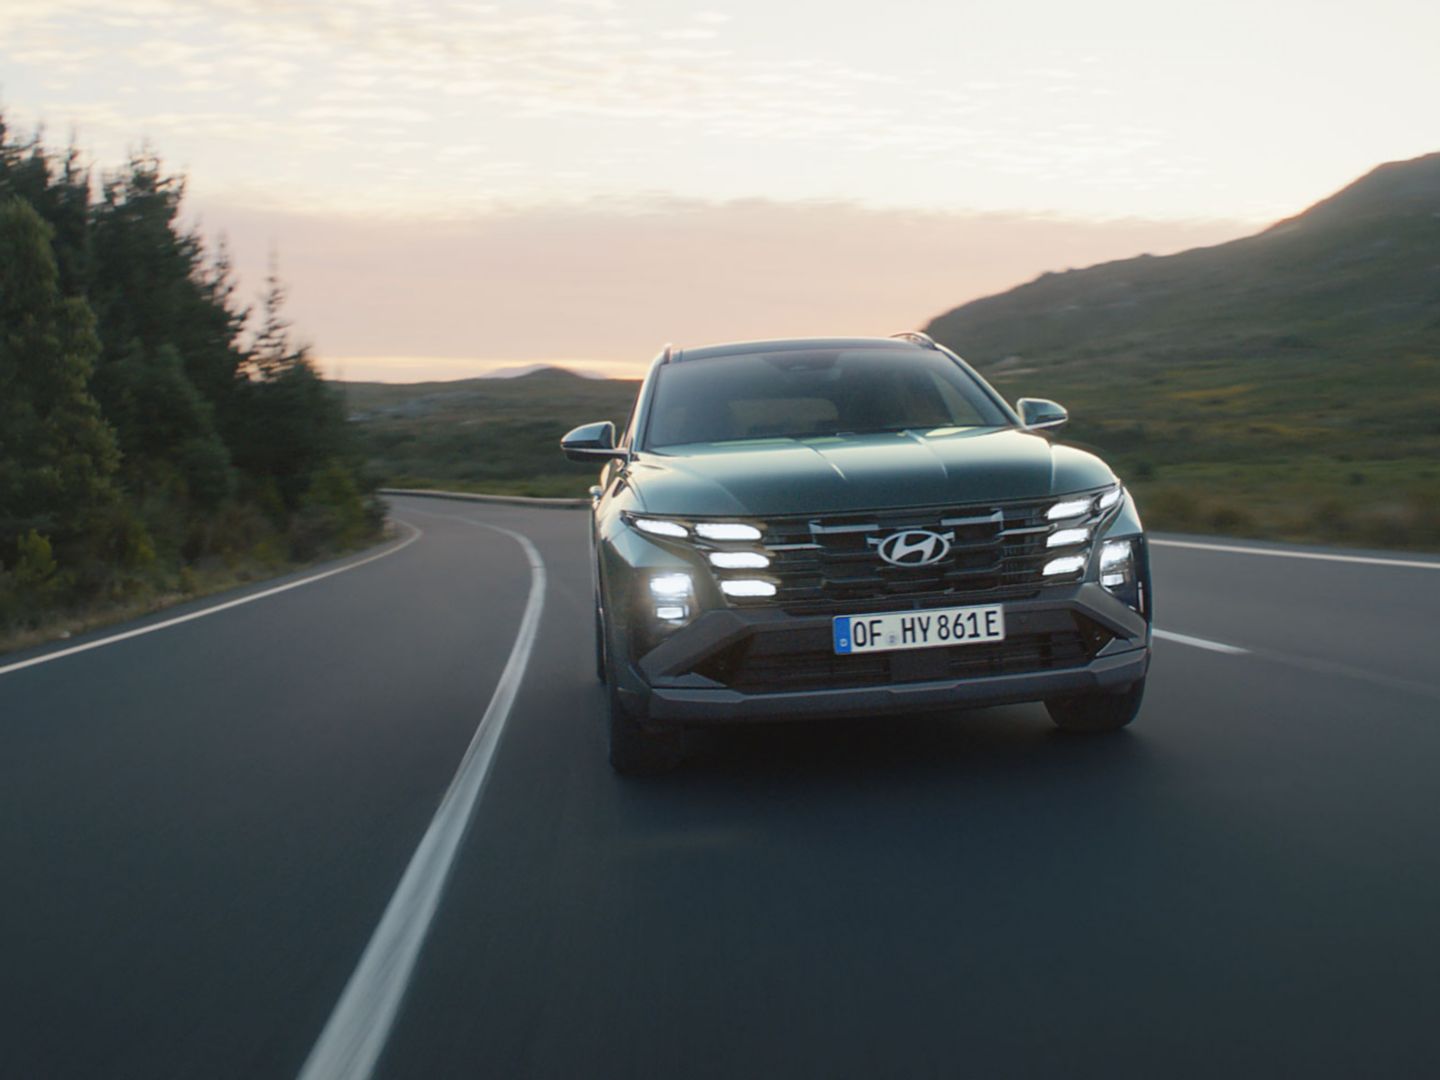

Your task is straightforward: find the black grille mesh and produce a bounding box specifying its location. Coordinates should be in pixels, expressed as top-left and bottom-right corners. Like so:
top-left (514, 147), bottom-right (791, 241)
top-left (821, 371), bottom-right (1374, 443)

top-left (753, 496), bottom-right (1069, 615)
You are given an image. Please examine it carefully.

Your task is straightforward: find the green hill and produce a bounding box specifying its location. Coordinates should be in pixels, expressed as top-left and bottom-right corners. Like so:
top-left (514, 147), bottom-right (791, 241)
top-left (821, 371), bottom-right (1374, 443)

top-left (925, 152), bottom-right (1440, 548)
top-left (342, 368), bottom-right (640, 497)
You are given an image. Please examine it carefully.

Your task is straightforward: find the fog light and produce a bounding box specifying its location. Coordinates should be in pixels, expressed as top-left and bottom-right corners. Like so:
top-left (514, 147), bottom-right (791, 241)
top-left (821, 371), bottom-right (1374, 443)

top-left (1042, 554), bottom-right (1087, 577)
top-left (695, 522), bottom-right (763, 541)
top-left (708, 551), bottom-right (770, 569)
top-left (654, 605), bottom-right (687, 621)
top-left (720, 579), bottom-right (777, 598)
top-left (1046, 527), bottom-right (1090, 548)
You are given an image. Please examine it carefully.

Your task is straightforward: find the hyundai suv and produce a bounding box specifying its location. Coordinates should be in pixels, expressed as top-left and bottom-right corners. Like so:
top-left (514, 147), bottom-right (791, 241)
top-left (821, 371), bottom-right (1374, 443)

top-left (562, 334), bottom-right (1151, 773)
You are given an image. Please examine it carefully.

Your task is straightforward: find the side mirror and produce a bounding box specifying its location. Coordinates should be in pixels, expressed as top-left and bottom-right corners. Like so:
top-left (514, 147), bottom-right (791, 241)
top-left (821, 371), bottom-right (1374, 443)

top-left (1017, 397), bottom-right (1068, 430)
top-left (561, 421), bottom-right (626, 462)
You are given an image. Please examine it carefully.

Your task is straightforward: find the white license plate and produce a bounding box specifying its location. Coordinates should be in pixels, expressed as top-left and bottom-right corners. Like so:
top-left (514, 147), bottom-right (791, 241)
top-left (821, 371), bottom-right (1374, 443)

top-left (833, 604), bottom-right (1005, 655)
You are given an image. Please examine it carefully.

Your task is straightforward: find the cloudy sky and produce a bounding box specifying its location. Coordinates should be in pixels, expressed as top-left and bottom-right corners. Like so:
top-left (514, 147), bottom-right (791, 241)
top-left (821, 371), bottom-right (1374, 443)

top-left (4, 0), bottom-right (1437, 379)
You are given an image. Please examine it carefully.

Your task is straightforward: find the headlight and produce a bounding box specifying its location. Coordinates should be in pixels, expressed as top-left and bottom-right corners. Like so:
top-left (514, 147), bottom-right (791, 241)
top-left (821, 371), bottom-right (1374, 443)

top-left (1098, 538), bottom-right (1143, 611)
top-left (648, 572), bottom-right (694, 624)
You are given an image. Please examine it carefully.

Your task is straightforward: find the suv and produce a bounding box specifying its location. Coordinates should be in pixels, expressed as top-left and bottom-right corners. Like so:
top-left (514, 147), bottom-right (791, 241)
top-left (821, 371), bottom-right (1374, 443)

top-left (562, 334), bottom-right (1151, 773)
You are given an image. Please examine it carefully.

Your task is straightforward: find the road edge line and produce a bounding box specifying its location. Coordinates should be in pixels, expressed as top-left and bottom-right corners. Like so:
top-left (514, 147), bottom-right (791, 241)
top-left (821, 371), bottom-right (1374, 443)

top-left (297, 523), bottom-right (546, 1080)
top-left (0, 523), bottom-right (424, 679)
top-left (1153, 628), bottom-right (1249, 655)
top-left (1150, 538), bottom-right (1440, 571)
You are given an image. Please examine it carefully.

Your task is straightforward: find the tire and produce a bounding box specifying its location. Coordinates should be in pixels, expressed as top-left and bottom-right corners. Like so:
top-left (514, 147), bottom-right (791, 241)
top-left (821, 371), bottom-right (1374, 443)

top-left (1046, 677), bottom-right (1146, 733)
top-left (606, 656), bottom-right (683, 775)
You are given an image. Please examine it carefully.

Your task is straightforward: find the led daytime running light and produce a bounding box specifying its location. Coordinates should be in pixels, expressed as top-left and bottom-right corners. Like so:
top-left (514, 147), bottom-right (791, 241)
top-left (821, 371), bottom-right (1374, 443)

top-left (720, 579), bottom-right (776, 598)
top-left (633, 517), bottom-right (687, 538)
top-left (695, 522), bottom-right (763, 541)
top-left (1042, 554), bottom-right (1087, 577)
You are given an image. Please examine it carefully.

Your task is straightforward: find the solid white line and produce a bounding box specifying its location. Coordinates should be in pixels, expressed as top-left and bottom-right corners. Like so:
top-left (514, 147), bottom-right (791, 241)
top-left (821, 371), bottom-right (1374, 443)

top-left (297, 523), bottom-right (546, 1080)
top-left (1153, 628), bottom-right (1249, 655)
top-left (0, 524), bottom-right (424, 679)
top-left (1151, 538), bottom-right (1440, 571)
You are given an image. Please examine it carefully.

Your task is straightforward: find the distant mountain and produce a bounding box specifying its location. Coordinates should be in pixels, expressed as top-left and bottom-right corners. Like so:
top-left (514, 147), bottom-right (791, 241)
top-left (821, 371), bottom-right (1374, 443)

top-left (925, 152), bottom-right (1440, 372)
top-left (481, 364), bottom-right (610, 380)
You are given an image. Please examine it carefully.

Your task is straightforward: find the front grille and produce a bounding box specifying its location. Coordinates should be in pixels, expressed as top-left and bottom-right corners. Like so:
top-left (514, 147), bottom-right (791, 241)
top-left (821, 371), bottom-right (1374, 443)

top-left (688, 611), bottom-right (1112, 694)
top-left (752, 495), bottom-right (1086, 615)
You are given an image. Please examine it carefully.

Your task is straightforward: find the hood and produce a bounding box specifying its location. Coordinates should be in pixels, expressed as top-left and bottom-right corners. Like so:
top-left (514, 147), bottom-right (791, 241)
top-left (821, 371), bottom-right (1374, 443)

top-left (628, 427), bottom-right (1115, 517)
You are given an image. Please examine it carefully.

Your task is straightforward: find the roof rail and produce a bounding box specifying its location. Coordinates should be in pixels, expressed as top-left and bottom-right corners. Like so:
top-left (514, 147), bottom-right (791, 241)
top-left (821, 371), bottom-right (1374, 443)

top-left (889, 330), bottom-right (938, 349)
top-left (658, 343), bottom-right (676, 364)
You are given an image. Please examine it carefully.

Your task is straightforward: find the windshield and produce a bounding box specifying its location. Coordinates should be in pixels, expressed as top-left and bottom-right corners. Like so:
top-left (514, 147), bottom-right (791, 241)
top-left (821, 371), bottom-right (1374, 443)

top-left (644, 347), bottom-right (1012, 449)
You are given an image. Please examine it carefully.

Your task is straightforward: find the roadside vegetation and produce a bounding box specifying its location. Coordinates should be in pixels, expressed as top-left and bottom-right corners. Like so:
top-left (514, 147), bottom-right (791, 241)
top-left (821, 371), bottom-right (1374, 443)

top-left (0, 117), bottom-right (381, 652)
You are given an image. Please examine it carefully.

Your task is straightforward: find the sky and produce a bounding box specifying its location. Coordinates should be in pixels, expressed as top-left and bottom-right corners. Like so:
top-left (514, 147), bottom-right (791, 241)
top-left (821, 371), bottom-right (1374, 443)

top-left (3, 0), bottom-right (1438, 380)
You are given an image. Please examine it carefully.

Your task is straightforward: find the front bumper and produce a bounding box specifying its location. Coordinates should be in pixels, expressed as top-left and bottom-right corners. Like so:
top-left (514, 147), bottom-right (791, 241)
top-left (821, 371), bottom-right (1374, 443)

top-left (615, 582), bottom-right (1151, 727)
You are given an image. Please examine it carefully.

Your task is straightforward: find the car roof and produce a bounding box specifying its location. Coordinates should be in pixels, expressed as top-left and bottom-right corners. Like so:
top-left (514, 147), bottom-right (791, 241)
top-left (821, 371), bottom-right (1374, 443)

top-left (672, 336), bottom-right (924, 363)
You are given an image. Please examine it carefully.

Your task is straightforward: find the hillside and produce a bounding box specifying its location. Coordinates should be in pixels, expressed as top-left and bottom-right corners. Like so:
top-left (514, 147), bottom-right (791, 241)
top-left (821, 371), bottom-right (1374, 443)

top-left (925, 152), bottom-right (1440, 548)
top-left (927, 152), bottom-right (1440, 369)
top-left (342, 368), bottom-right (640, 497)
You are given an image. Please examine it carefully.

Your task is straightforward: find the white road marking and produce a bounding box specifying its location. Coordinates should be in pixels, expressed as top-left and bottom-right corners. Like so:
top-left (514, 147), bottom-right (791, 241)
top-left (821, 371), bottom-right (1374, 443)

top-left (0, 524), bottom-right (423, 679)
top-left (1151, 538), bottom-right (1440, 571)
top-left (1153, 629), bottom-right (1249, 655)
top-left (298, 521), bottom-right (546, 1080)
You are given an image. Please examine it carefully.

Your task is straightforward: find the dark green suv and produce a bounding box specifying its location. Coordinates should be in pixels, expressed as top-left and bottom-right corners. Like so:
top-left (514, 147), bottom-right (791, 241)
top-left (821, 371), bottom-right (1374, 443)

top-left (562, 334), bottom-right (1151, 773)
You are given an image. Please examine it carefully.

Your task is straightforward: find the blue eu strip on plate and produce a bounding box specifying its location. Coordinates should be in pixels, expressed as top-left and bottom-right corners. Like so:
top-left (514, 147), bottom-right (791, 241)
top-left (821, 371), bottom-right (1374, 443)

top-left (832, 616), bottom-right (852, 655)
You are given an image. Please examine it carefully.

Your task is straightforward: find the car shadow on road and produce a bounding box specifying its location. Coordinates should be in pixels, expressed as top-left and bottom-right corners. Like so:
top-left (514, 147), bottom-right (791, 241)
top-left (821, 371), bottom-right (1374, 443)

top-left (678, 703), bottom-right (1150, 784)
top-left (601, 705), bottom-right (1174, 917)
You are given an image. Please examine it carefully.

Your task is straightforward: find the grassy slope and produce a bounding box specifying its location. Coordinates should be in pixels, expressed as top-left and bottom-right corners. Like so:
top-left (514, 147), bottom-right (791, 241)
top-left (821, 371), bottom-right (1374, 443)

top-left (924, 152), bottom-right (1440, 548)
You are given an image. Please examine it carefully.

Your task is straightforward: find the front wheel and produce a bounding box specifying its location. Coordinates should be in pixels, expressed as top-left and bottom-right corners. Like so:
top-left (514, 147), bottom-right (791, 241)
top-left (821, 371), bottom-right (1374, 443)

top-left (1046, 677), bottom-right (1146, 733)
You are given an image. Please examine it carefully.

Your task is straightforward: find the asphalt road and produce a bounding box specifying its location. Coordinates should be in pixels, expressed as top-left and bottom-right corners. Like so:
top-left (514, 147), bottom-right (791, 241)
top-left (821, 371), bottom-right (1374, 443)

top-left (4, 494), bottom-right (1440, 1079)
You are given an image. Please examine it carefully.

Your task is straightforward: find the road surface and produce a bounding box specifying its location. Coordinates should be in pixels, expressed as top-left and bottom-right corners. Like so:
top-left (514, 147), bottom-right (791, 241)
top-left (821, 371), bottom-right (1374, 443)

top-left (3, 493), bottom-right (1439, 1078)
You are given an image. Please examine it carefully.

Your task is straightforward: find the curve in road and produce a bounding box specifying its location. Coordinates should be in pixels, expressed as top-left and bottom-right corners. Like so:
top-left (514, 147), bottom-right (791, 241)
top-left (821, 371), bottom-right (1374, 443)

top-left (3, 495), bottom-right (1439, 1079)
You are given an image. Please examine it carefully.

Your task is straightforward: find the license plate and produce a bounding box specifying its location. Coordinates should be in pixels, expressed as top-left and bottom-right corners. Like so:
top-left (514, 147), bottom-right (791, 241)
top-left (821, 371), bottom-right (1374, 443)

top-left (833, 604), bottom-right (1005, 655)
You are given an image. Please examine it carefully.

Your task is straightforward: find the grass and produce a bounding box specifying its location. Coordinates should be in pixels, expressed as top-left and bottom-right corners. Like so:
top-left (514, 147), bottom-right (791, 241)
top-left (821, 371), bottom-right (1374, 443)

top-left (989, 351), bottom-right (1440, 549)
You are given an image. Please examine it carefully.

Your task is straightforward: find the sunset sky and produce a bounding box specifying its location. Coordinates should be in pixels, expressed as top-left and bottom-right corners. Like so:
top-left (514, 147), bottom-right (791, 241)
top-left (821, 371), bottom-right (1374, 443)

top-left (4, 0), bottom-right (1438, 380)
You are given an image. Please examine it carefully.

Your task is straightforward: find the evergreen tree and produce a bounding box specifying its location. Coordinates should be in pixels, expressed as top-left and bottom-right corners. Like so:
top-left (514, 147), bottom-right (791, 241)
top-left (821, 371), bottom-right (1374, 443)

top-left (0, 198), bottom-right (122, 571)
top-left (233, 265), bottom-right (350, 508)
top-left (0, 114), bottom-right (376, 631)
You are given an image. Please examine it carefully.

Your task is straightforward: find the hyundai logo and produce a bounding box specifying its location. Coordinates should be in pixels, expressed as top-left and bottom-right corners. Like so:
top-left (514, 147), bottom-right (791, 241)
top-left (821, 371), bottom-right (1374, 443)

top-left (869, 529), bottom-right (954, 567)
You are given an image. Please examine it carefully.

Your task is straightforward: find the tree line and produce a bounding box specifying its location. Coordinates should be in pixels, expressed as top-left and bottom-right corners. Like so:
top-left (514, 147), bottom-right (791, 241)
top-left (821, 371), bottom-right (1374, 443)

top-left (0, 115), bottom-right (379, 635)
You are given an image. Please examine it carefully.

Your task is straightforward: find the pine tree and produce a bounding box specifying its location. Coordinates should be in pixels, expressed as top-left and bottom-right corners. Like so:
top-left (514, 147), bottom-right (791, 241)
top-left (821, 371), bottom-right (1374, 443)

top-left (0, 198), bottom-right (122, 571)
top-left (247, 252), bottom-right (303, 380)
